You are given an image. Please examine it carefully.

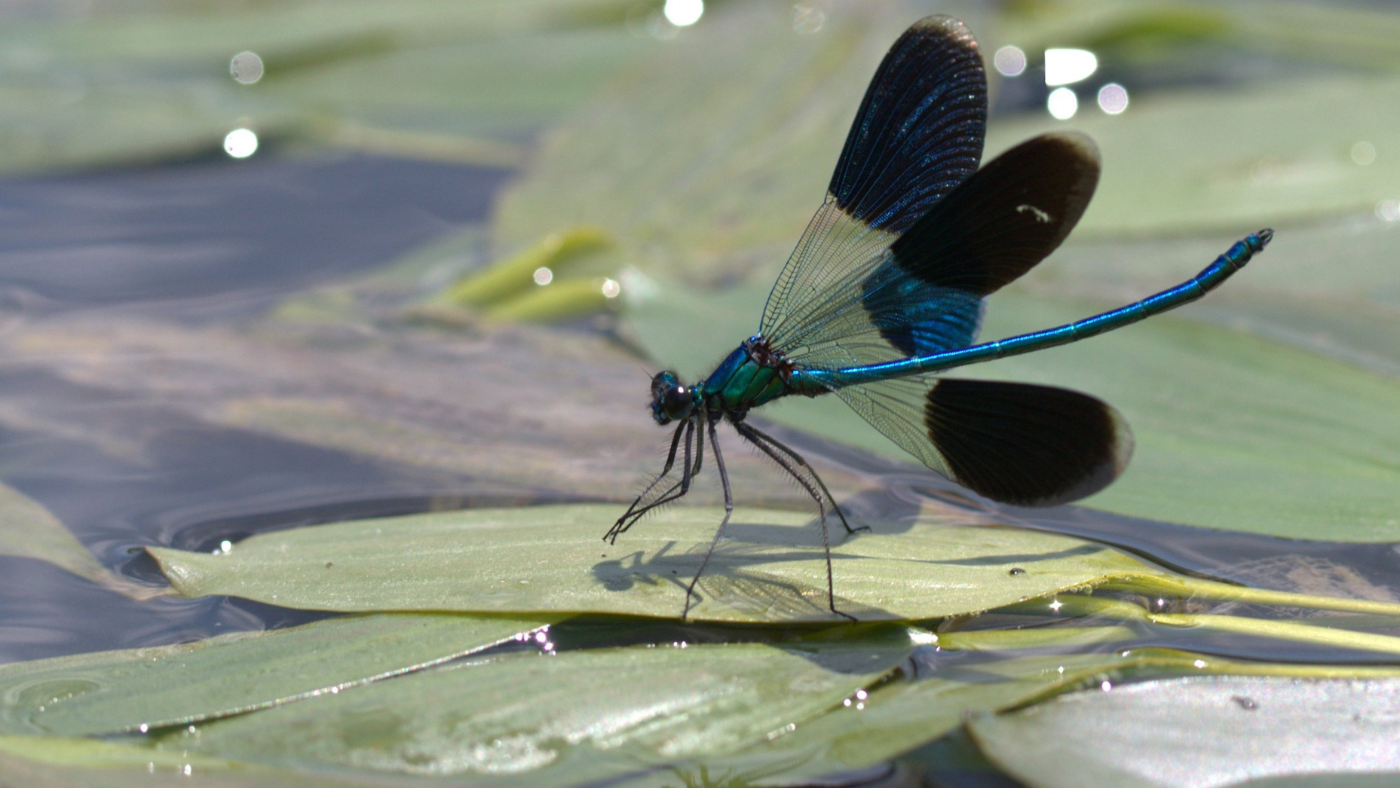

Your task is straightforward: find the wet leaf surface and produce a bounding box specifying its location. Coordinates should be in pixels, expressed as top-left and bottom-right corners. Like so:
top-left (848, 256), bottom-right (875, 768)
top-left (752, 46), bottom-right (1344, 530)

top-left (0, 736), bottom-right (390, 788)
top-left (968, 675), bottom-right (1400, 788)
top-left (0, 614), bottom-right (550, 736)
top-left (159, 636), bottom-right (903, 783)
top-left (148, 504), bottom-right (1156, 623)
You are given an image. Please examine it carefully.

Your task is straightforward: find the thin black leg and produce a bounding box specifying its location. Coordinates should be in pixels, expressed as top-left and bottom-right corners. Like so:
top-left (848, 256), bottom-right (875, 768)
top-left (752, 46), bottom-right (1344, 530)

top-left (606, 421), bottom-right (687, 543)
top-left (607, 418), bottom-right (705, 543)
top-left (683, 417), bottom-right (733, 621)
top-left (734, 421), bottom-right (857, 622)
top-left (739, 423), bottom-right (867, 535)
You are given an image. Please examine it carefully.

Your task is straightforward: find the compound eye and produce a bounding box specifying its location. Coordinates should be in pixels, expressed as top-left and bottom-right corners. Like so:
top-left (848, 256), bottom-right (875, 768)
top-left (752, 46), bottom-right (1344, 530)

top-left (664, 385), bottom-right (689, 413)
top-left (658, 385), bottom-right (694, 422)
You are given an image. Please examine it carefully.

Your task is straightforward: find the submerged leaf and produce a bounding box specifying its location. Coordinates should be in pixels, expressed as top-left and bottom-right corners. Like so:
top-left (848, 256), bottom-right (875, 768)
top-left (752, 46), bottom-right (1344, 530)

top-left (149, 504), bottom-right (1157, 623)
top-left (968, 676), bottom-right (1400, 788)
top-left (0, 614), bottom-right (550, 736)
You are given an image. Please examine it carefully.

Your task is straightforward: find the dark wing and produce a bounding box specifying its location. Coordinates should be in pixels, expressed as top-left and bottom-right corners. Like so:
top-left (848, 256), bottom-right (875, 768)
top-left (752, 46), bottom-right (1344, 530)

top-left (828, 15), bottom-right (987, 234)
top-left (835, 377), bottom-right (1134, 506)
top-left (764, 132), bottom-right (1101, 372)
top-left (807, 133), bottom-right (1110, 505)
top-left (886, 132), bottom-right (1100, 294)
top-left (760, 15), bottom-right (987, 347)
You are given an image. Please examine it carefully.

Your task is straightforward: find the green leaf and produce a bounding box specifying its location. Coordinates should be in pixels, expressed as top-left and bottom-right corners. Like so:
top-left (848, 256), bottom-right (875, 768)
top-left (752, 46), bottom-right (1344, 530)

top-left (711, 650), bottom-right (1165, 783)
top-left (0, 735), bottom-right (390, 787)
top-left (0, 614), bottom-right (551, 736)
top-left (656, 638), bottom-right (1400, 786)
top-left (159, 637), bottom-right (900, 782)
top-left (986, 76), bottom-right (1400, 237)
top-left (0, 482), bottom-right (158, 600)
top-left (967, 675), bottom-right (1400, 788)
top-left (624, 279), bottom-right (1400, 542)
top-left (148, 504), bottom-right (1158, 623)
top-left (492, 0), bottom-right (990, 284)
top-left (0, 0), bottom-right (651, 174)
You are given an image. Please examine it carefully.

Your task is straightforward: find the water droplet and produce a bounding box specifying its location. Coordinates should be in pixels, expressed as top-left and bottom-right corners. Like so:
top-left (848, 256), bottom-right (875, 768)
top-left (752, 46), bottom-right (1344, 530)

top-left (993, 46), bottom-right (1026, 77)
top-left (1352, 141), bottom-right (1377, 166)
top-left (1045, 48), bottom-right (1098, 86)
top-left (1047, 88), bottom-right (1078, 120)
top-left (223, 128), bottom-right (258, 159)
top-left (532, 266), bottom-right (553, 286)
top-left (1097, 83), bottom-right (1129, 115)
top-left (663, 0), bottom-right (703, 27)
top-left (229, 51), bottom-right (264, 84)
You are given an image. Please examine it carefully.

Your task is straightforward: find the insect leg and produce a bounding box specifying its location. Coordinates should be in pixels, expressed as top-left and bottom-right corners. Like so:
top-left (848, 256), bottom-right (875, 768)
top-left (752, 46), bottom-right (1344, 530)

top-left (734, 421), bottom-right (857, 622)
top-left (682, 417), bottom-right (733, 621)
top-left (606, 420), bottom-right (688, 543)
top-left (608, 417), bottom-right (706, 541)
top-left (738, 423), bottom-right (868, 535)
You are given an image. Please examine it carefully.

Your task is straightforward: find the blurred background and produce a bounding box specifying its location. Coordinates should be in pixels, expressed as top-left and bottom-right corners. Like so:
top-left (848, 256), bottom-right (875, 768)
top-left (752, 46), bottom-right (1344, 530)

top-left (1, 0), bottom-right (1398, 666)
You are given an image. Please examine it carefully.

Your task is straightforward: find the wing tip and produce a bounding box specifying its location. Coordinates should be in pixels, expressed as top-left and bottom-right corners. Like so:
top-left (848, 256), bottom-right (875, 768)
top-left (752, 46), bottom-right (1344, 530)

top-left (908, 14), bottom-right (978, 47)
top-left (924, 379), bottom-right (1134, 507)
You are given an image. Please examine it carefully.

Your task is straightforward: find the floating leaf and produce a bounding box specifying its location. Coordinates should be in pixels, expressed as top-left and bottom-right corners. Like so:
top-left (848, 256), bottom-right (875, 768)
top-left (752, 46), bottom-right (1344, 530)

top-left (0, 482), bottom-right (158, 600)
top-left (968, 676), bottom-right (1400, 788)
top-left (0, 735), bottom-right (384, 788)
top-left (160, 637), bottom-right (902, 782)
top-left (0, 614), bottom-right (550, 736)
top-left (149, 504), bottom-right (1162, 623)
top-left (710, 649), bottom-right (1164, 784)
top-left (1009, 594), bottom-right (1400, 659)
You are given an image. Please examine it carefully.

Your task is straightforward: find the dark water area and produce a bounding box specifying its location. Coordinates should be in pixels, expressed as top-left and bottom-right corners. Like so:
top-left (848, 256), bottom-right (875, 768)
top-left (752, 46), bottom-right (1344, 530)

top-left (0, 151), bottom-right (510, 318)
top-left (0, 152), bottom-right (513, 662)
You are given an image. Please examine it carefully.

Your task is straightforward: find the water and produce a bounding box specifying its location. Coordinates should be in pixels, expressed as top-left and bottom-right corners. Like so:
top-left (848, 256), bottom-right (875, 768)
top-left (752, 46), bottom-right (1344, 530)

top-left (0, 151), bottom-right (512, 661)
